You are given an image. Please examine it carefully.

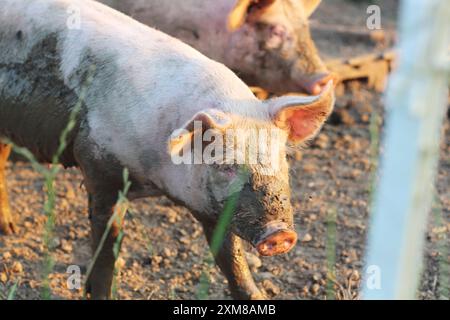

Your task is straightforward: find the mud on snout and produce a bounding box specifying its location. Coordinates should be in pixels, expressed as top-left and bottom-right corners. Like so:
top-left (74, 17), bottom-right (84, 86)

top-left (229, 180), bottom-right (298, 257)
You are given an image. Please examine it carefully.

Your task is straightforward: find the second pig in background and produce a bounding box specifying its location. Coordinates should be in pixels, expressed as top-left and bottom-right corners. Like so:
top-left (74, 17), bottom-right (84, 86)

top-left (100, 0), bottom-right (335, 95)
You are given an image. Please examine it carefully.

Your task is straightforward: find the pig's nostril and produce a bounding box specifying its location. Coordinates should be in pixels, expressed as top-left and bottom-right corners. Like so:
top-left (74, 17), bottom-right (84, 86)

top-left (256, 229), bottom-right (297, 257)
top-left (283, 239), bottom-right (292, 249)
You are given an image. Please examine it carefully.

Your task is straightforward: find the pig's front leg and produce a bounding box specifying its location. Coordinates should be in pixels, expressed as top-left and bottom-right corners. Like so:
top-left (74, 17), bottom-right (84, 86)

top-left (85, 193), bottom-right (125, 300)
top-left (202, 222), bottom-right (266, 300)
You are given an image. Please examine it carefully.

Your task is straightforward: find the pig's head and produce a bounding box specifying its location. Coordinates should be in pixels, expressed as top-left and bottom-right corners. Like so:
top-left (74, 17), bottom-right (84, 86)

top-left (167, 82), bottom-right (334, 256)
top-left (226, 0), bottom-right (335, 94)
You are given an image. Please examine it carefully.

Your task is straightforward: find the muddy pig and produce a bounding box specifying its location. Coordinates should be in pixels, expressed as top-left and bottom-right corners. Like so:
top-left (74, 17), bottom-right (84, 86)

top-left (0, 0), bottom-right (335, 299)
top-left (100, 0), bottom-right (335, 95)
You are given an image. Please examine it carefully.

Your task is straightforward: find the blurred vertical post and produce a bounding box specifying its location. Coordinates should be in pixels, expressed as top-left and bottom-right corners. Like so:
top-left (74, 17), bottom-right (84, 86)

top-left (362, 0), bottom-right (449, 299)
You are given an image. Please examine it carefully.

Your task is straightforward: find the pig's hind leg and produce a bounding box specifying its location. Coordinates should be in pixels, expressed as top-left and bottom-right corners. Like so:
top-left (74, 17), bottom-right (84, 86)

top-left (0, 143), bottom-right (15, 235)
top-left (202, 222), bottom-right (266, 300)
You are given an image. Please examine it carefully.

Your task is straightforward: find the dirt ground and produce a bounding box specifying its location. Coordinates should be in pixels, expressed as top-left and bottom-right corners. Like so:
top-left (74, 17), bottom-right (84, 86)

top-left (0, 0), bottom-right (448, 300)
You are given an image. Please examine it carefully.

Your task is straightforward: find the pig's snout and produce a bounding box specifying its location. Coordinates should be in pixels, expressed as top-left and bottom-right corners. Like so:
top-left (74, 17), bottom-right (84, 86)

top-left (255, 222), bottom-right (297, 256)
top-left (302, 73), bottom-right (338, 95)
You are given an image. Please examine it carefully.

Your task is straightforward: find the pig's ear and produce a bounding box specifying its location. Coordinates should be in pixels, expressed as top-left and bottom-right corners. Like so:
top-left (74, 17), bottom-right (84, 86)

top-left (228, 0), bottom-right (252, 31)
top-left (268, 81), bottom-right (334, 144)
top-left (303, 0), bottom-right (322, 17)
top-left (168, 109), bottom-right (232, 156)
top-left (227, 0), bottom-right (276, 31)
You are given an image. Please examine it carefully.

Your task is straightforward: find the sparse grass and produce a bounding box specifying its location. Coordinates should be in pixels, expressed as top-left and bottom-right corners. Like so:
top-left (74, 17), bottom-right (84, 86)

top-left (6, 279), bottom-right (19, 300)
top-left (325, 208), bottom-right (337, 300)
top-left (2, 66), bottom-right (95, 299)
top-left (84, 168), bottom-right (131, 300)
top-left (324, 108), bottom-right (382, 301)
top-left (196, 167), bottom-right (249, 300)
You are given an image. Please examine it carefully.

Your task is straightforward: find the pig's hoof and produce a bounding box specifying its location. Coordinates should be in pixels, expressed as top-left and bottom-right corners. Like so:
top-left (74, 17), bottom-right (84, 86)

top-left (249, 291), bottom-right (267, 300)
top-left (0, 220), bottom-right (16, 235)
top-left (232, 290), bottom-right (267, 300)
top-left (84, 282), bottom-right (111, 300)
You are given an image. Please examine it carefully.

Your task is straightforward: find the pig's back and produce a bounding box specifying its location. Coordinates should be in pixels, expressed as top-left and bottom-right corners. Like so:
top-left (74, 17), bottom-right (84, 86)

top-left (0, 0), bottom-right (252, 109)
top-left (0, 0), bottom-right (257, 166)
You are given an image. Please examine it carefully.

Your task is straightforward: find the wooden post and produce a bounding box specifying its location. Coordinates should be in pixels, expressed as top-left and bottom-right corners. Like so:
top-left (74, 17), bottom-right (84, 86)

top-left (362, 0), bottom-right (449, 299)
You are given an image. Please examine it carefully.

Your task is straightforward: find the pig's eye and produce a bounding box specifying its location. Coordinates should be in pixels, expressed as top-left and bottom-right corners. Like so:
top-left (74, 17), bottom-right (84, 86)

top-left (222, 166), bottom-right (237, 178)
top-left (210, 164), bottom-right (237, 178)
top-left (270, 25), bottom-right (286, 37)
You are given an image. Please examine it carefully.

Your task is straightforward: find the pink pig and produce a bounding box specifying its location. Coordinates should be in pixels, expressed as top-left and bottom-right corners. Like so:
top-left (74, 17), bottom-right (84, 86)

top-left (100, 0), bottom-right (335, 94)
